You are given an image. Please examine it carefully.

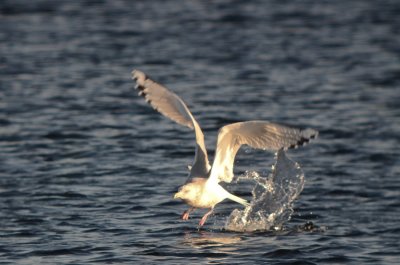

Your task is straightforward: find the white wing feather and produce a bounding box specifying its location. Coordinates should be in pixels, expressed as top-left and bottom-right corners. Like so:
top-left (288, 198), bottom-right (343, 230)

top-left (208, 121), bottom-right (318, 183)
top-left (132, 70), bottom-right (211, 178)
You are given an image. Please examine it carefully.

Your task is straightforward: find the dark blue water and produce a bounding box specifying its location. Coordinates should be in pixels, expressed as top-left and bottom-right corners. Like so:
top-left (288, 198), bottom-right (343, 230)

top-left (1, 0), bottom-right (399, 264)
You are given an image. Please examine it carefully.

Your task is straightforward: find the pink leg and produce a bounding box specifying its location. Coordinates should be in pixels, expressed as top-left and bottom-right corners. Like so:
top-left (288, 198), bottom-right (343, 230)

top-left (181, 207), bottom-right (195, 220)
top-left (199, 208), bottom-right (213, 226)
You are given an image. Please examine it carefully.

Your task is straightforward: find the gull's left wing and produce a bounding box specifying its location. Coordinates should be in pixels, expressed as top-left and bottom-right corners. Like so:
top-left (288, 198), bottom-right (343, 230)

top-left (208, 121), bottom-right (318, 183)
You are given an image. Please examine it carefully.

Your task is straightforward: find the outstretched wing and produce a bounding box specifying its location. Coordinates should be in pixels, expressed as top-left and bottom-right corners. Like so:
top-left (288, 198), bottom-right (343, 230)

top-left (208, 121), bottom-right (318, 183)
top-left (132, 70), bottom-right (211, 178)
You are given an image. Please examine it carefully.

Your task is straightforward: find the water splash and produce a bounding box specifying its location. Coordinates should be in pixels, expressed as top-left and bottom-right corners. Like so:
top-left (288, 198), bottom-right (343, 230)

top-left (225, 150), bottom-right (305, 232)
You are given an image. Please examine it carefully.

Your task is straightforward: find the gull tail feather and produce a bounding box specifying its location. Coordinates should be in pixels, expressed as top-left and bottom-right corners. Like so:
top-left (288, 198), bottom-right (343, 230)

top-left (227, 193), bottom-right (250, 207)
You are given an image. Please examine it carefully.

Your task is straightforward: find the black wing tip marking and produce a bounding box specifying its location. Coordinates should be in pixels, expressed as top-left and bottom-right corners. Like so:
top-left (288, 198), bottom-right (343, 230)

top-left (288, 129), bottom-right (318, 149)
top-left (132, 69), bottom-right (147, 81)
top-left (132, 69), bottom-right (152, 94)
top-left (132, 69), bottom-right (149, 98)
top-left (136, 84), bottom-right (147, 100)
top-left (131, 70), bottom-right (158, 109)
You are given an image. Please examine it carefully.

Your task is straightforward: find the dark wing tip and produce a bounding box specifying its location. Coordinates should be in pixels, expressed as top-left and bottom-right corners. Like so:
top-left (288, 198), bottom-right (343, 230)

top-left (133, 69), bottom-right (149, 98)
top-left (288, 128), bottom-right (318, 149)
top-left (132, 69), bottom-right (148, 84)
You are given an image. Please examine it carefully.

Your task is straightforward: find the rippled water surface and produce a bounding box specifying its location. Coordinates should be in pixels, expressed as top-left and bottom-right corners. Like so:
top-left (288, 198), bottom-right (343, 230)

top-left (1, 0), bottom-right (399, 264)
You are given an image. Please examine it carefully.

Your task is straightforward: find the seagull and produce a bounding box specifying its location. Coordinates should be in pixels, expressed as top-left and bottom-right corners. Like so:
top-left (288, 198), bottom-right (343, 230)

top-left (132, 70), bottom-right (318, 227)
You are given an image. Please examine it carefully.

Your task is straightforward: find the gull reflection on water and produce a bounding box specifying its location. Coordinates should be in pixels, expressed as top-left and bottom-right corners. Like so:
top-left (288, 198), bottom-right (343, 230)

top-left (181, 230), bottom-right (242, 263)
top-left (182, 230), bottom-right (242, 250)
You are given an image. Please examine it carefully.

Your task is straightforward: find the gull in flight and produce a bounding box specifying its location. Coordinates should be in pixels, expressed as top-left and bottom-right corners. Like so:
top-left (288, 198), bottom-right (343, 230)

top-left (132, 70), bottom-right (318, 227)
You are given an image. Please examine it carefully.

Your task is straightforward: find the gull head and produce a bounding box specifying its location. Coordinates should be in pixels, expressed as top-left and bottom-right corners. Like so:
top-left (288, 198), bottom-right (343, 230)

top-left (173, 184), bottom-right (196, 201)
top-left (173, 179), bottom-right (205, 204)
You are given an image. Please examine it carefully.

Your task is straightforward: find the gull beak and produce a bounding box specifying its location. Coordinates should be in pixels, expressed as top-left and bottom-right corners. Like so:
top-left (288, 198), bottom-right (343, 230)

top-left (174, 192), bottom-right (181, 199)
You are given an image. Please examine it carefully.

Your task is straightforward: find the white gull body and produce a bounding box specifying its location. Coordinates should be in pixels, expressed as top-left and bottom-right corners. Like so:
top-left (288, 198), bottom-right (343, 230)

top-left (132, 70), bottom-right (318, 226)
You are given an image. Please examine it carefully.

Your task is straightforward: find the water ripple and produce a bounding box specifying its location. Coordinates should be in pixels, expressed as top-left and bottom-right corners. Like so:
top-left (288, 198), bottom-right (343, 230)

top-left (0, 0), bottom-right (399, 264)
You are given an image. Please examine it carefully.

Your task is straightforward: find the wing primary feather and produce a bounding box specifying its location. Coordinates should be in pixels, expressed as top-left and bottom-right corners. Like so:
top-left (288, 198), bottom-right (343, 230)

top-left (132, 69), bottom-right (211, 178)
top-left (208, 121), bottom-right (318, 183)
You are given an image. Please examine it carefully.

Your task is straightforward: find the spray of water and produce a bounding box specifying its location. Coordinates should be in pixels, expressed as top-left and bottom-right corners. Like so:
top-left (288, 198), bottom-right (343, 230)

top-left (225, 149), bottom-right (304, 232)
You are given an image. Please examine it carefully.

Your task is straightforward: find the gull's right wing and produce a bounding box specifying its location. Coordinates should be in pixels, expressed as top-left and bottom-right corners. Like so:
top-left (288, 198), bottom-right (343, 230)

top-left (132, 70), bottom-right (211, 178)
